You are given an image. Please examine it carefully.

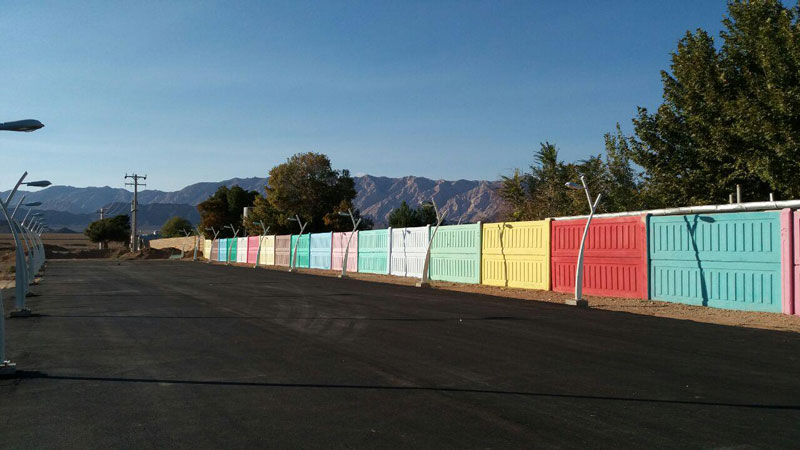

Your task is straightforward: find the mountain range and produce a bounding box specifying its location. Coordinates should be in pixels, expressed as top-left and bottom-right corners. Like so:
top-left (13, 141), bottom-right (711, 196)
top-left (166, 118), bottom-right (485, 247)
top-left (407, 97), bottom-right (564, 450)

top-left (0, 175), bottom-right (503, 232)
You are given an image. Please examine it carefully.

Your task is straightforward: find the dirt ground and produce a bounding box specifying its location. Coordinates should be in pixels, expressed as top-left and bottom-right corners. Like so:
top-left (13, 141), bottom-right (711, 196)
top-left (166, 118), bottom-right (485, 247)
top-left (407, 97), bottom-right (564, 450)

top-left (212, 260), bottom-right (800, 334)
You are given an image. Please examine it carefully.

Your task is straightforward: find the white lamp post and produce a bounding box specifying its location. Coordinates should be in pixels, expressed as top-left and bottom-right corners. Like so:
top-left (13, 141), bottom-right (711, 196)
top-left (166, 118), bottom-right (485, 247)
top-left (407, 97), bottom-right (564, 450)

top-left (565, 175), bottom-right (602, 307)
top-left (205, 227), bottom-right (220, 263)
top-left (0, 116), bottom-right (46, 374)
top-left (337, 209), bottom-right (361, 278)
top-left (416, 199), bottom-right (447, 288)
top-left (252, 221), bottom-right (270, 269)
top-left (223, 224), bottom-right (240, 266)
top-left (287, 215), bottom-right (308, 272)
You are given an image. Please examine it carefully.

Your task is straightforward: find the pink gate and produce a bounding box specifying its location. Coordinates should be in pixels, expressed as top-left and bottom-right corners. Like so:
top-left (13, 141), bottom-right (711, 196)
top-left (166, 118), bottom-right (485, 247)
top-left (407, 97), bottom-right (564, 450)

top-left (784, 210), bottom-right (799, 315)
top-left (247, 236), bottom-right (259, 264)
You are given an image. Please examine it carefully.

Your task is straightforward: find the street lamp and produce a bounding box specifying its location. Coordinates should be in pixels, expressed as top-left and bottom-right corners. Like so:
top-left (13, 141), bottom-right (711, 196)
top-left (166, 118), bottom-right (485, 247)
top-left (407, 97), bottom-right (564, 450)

top-left (416, 199), bottom-right (447, 288)
top-left (287, 215), bottom-right (308, 272)
top-left (205, 227), bottom-right (220, 263)
top-left (565, 175), bottom-right (602, 307)
top-left (337, 210), bottom-right (361, 278)
top-left (252, 221), bottom-right (271, 269)
top-left (223, 224), bottom-right (240, 265)
top-left (0, 119), bottom-right (44, 132)
top-left (0, 123), bottom-right (44, 376)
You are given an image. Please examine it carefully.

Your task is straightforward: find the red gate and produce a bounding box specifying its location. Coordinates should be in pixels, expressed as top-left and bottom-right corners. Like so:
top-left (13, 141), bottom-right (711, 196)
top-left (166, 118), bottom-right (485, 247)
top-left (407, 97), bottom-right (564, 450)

top-left (551, 216), bottom-right (647, 299)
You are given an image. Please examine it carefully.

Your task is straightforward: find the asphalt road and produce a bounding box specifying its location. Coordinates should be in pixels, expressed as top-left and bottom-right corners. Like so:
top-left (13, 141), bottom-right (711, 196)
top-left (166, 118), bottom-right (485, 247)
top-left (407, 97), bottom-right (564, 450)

top-left (1, 260), bottom-right (799, 449)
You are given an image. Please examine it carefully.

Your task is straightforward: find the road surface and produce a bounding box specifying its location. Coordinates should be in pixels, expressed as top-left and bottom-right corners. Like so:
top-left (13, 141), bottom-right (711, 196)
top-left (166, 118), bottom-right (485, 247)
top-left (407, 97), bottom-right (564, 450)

top-left (1, 260), bottom-right (799, 449)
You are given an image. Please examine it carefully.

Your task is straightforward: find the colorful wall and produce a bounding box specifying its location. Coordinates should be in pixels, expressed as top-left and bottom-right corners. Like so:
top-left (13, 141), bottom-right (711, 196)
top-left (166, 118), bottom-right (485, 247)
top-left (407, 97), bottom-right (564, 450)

top-left (200, 207), bottom-right (800, 315)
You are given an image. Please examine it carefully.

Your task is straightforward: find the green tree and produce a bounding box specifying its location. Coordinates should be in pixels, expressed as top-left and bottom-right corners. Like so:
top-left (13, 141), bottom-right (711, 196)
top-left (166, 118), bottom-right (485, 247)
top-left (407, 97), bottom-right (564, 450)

top-left (387, 201), bottom-right (419, 227)
top-left (246, 152), bottom-right (358, 234)
top-left (197, 185), bottom-right (258, 237)
top-left (84, 215), bottom-right (131, 248)
top-left (499, 140), bottom-right (643, 220)
top-left (630, 0), bottom-right (799, 205)
top-left (161, 216), bottom-right (193, 238)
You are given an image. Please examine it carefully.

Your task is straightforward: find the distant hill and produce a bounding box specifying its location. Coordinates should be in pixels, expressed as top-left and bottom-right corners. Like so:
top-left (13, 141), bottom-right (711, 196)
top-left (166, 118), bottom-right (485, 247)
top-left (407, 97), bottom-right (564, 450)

top-left (0, 175), bottom-right (501, 230)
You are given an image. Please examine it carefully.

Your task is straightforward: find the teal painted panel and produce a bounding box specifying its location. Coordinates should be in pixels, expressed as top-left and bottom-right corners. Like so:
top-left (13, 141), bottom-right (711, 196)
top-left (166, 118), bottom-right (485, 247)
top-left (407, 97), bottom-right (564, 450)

top-left (429, 224), bottom-right (480, 284)
top-left (310, 232), bottom-right (332, 270)
top-left (358, 229), bottom-right (389, 274)
top-left (290, 234), bottom-right (310, 268)
top-left (649, 211), bottom-right (782, 312)
top-left (229, 238), bottom-right (238, 263)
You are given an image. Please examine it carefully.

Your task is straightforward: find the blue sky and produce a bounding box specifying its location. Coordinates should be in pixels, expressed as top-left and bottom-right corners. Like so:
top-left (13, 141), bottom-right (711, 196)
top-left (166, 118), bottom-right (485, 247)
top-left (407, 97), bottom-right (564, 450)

top-left (1, 1), bottom-right (728, 191)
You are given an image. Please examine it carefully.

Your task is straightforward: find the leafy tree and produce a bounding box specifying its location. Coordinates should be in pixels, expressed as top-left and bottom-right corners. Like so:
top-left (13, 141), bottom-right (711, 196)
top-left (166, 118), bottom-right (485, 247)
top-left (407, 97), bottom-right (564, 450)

top-left (387, 201), bottom-right (419, 227)
top-left (499, 140), bottom-right (643, 220)
top-left (197, 185), bottom-right (258, 237)
top-left (84, 215), bottom-right (130, 248)
top-left (161, 216), bottom-right (193, 238)
top-left (387, 200), bottom-right (444, 227)
top-left (246, 152), bottom-right (359, 234)
top-left (630, 0), bottom-right (799, 205)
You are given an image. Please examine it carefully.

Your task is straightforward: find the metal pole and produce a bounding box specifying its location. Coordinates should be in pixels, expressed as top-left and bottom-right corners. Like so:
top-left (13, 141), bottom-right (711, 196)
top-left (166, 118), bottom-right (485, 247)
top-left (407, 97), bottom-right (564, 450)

top-left (417, 199), bottom-right (446, 288)
top-left (339, 209), bottom-right (360, 278)
top-left (289, 215), bottom-right (307, 272)
top-left (567, 176), bottom-right (601, 307)
top-left (736, 184), bottom-right (742, 204)
top-left (0, 198), bottom-right (29, 316)
top-left (125, 174), bottom-right (146, 251)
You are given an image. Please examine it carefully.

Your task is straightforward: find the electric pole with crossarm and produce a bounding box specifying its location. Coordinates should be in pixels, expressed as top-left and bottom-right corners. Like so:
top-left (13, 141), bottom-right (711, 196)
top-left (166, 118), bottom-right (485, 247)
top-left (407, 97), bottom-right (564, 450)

top-left (125, 173), bottom-right (146, 252)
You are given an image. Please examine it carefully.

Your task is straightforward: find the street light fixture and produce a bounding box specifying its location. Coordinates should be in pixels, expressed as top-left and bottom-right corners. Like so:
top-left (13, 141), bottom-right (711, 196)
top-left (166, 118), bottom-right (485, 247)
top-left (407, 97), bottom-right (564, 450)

top-left (0, 119), bottom-right (44, 132)
top-left (564, 175), bottom-right (602, 307)
top-left (223, 224), bottom-right (240, 265)
top-left (416, 199), bottom-right (447, 288)
top-left (0, 124), bottom-right (44, 376)
top-left (287, 215), bottom-right (308, 272)
top-left (337, 210), bottom-right (361, 278)
top-left (205, 227), bottom-right (220, 263)
top-left (252, 221), bottom-right (271, 269)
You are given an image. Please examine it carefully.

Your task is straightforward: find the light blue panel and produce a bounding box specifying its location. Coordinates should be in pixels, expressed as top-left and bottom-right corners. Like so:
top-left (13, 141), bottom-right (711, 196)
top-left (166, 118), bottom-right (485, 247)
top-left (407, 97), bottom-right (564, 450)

top-left (310, 232), bottom-right (332, 270)
top-left (649, 211), bottom-right (782, 312)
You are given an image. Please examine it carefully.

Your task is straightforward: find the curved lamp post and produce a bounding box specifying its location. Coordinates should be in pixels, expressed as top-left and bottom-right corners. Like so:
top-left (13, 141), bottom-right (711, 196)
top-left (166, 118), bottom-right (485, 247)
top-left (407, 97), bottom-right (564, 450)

top-left (416, 199), bottom-right (447, 288)
top-left (565, 176), bottom-right (602, 307)
top-left (252, 221), bottom-right (271, 269)
top-left (337, 210), bottom-right (361, 278)
top-left (223, 224), bottom-right (240, 265)
top-left (205, 227), bottom-right (220, 263)
top-left (287, 215), bottom-right (308, 272)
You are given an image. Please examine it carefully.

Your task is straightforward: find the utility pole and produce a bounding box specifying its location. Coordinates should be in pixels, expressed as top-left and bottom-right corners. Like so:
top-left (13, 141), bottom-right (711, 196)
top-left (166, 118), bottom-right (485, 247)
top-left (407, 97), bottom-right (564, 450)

top-left (97, 207), bottom-right (107, 249)
top-left (125, 174), bottom-right (146, 252)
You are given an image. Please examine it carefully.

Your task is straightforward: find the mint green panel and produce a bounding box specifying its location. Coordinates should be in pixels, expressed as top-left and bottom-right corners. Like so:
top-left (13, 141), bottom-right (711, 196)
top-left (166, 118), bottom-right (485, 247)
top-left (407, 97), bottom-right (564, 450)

top-left (649, 211), bottom-right (782, 312)
top-left (358, 229), bottom-right (389, 274)
top-left (290, 234), bottom-right (310, 268)
top-left (429, 224), bottom-right (481, 284)
top-left (229, 239), bottom-right (238, 262)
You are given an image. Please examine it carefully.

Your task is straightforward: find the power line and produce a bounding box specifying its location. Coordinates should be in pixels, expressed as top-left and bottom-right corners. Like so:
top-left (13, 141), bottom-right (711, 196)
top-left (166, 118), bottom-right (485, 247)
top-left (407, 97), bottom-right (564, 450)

top-left (124, 173), bottom-right (146, 252)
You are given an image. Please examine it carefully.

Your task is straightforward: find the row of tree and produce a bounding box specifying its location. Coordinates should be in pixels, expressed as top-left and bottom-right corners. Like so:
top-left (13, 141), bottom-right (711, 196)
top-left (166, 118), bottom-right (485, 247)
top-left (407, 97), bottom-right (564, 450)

top-left (501, 0), bottom-right (800, 219)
